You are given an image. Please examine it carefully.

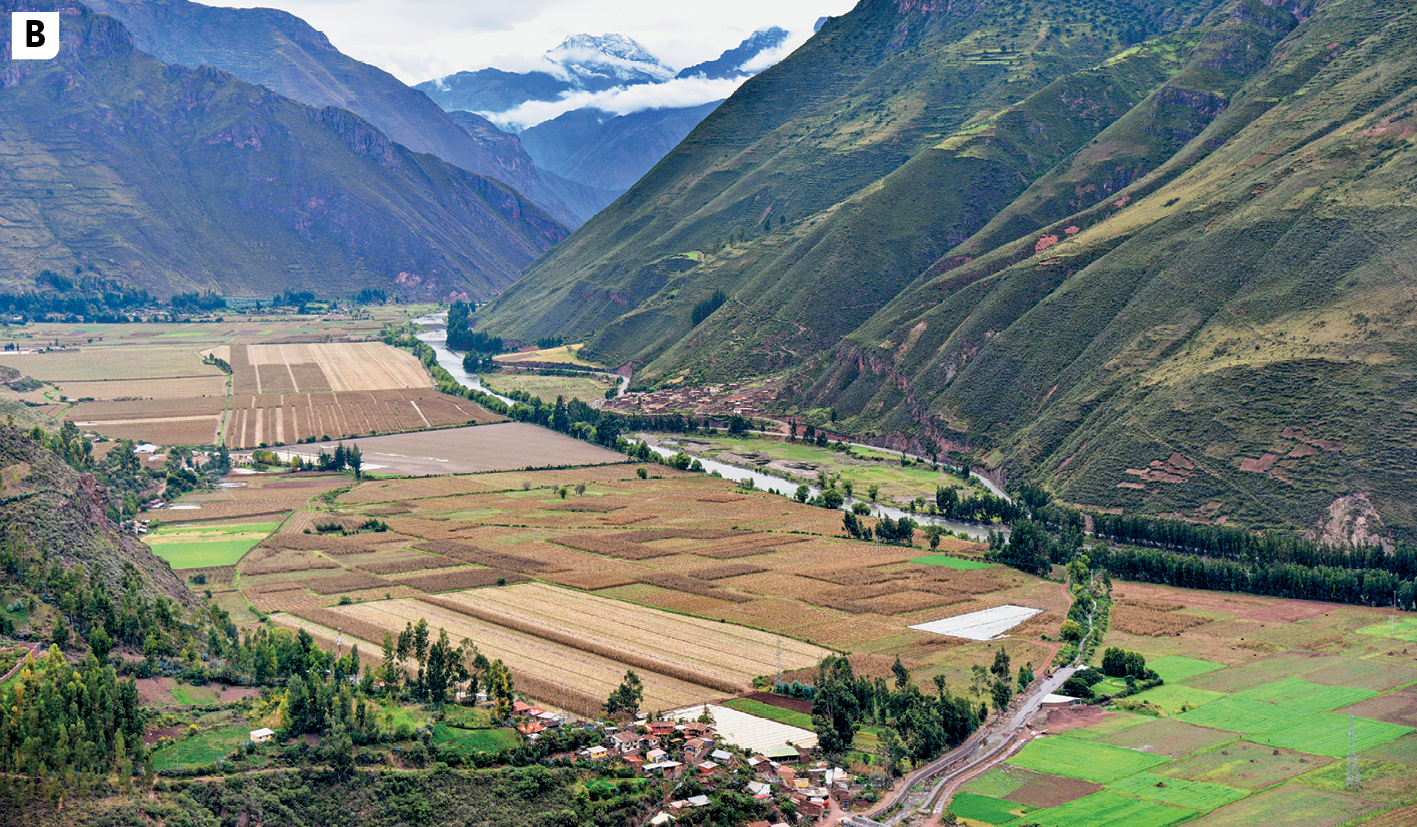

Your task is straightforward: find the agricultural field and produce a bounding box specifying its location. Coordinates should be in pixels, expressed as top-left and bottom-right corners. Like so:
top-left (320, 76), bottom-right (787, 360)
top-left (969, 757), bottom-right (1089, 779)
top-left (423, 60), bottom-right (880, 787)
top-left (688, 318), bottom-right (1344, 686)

top-left (275, 422), bottom-right (622, 475)
top-left (949, 577), bottom-right (1417, 826)
top-left (143, 520), bottom-right (281, 569)
top-left (483, 371), bottom-right (619, 403)
top-left (193, 464), bottom-right (1066, 712)
top-left (0, 309), bottom-right (503, 447)
top-left (493, 343), bottom-right (603, 367)
top-left (647, 432), bottom-right (991, 508)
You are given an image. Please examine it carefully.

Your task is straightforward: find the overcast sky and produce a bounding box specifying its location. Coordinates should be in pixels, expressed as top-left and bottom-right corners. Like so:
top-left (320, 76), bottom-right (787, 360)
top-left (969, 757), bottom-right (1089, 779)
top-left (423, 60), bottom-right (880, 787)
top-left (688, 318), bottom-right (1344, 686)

top-left (221, 0), bottom-right (860, 86)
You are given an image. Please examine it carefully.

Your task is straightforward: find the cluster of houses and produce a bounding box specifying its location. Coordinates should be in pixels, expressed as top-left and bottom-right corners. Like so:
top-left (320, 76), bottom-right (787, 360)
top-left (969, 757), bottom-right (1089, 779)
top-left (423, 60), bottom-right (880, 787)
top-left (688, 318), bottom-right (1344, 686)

top-left (576, 717), bottom-right (865, 823)
top-left (598, 381), bottom-right (776, 422)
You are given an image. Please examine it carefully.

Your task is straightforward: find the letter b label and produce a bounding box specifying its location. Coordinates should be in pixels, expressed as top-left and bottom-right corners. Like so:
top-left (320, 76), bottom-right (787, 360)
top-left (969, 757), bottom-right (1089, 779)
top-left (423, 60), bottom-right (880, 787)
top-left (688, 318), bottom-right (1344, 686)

top-left (11, 12), bottom-right (59, 59)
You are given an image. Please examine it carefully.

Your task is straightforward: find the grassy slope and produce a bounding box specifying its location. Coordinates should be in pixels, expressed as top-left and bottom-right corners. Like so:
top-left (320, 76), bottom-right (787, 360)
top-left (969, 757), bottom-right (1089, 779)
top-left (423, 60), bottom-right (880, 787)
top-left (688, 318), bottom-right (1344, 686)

top-left (480, 0), bottom-right (1223, 363)
top-left (0, 0), bottom-right (567, 299)
top-left (816, 0), bottom-right (1417, 537)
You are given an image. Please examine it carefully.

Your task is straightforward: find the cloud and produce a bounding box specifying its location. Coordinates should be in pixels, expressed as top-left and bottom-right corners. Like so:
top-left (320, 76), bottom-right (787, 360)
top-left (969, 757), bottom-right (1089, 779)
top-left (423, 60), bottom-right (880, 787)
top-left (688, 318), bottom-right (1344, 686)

top-left (735, 26), bottom-right (814, 74)
top-left (484, 75), bottom-right (746, 130)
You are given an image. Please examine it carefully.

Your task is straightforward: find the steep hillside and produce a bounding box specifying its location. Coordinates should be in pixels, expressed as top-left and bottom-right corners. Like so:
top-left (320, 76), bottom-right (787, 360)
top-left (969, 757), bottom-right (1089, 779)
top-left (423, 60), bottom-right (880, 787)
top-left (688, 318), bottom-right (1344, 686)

top-left (0, 410), bottom-right (191, 606)
top-left (482, 0), bottom-right (1417, 539)
top-left (809, 0), bottom-right (1417, 539)
top-left (0, 0), bottom-right (568, 299)
top-left (82, 0), bottom-right (610, 224)
top-left (480, 0), bottom-right (1222, 353)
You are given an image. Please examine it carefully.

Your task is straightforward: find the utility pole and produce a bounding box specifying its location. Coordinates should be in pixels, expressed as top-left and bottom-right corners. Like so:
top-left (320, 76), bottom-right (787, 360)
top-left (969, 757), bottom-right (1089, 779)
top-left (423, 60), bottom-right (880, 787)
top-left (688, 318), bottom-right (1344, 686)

top-left (775, 634), bottom-right (782, 687)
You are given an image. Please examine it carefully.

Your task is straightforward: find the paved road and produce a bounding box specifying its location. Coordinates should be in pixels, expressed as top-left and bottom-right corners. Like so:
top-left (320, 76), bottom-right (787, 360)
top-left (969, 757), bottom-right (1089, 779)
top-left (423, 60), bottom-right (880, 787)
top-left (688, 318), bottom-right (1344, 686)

top-left (842, 579), bottom-right (1099, 827)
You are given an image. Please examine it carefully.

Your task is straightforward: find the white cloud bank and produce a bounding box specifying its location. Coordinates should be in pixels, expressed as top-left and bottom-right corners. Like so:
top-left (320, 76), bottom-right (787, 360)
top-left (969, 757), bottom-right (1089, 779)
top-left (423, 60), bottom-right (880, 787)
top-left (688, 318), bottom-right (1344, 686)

top-left (220, 0), bottom-right (859, 85)
top-left (484, 74), bottom-right (748, 130)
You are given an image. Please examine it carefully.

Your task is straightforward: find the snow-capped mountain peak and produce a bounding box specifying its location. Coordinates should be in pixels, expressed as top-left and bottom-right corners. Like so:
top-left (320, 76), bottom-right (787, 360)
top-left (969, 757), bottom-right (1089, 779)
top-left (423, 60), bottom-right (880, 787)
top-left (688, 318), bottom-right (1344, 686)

top-left (547, 33), bottom-right (675, 87)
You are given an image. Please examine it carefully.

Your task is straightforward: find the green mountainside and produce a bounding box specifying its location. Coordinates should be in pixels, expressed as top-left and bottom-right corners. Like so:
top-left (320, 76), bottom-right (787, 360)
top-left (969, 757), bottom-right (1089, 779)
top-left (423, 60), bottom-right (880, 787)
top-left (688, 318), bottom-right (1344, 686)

top-left (482, 0), bottom-right (1417, 540)
top-left (0, 0), bottom-right (568, 299)
top-left (81, 0), bottom-right (617, 226)
top-left (0, 401), bottom-right (192, 605)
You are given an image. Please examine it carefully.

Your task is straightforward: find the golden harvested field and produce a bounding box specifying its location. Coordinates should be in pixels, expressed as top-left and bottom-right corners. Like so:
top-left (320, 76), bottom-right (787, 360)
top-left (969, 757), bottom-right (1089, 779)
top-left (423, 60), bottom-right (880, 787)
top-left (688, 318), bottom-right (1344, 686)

top-left (434, 583), bottom-right (827, 687)
top-left (19, 311), bottom-right (494, 447)
top-left (220, 342), bottom-right (431, 394)
top-left (325, 599), bottom-right (716, 712)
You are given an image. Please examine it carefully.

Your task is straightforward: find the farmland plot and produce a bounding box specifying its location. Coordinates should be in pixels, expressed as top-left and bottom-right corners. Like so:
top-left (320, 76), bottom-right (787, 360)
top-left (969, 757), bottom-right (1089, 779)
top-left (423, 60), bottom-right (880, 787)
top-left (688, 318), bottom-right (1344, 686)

top-left (432, 583), bottom-right (828, 691)
top-left (323, 599), bottom-right (716, 711)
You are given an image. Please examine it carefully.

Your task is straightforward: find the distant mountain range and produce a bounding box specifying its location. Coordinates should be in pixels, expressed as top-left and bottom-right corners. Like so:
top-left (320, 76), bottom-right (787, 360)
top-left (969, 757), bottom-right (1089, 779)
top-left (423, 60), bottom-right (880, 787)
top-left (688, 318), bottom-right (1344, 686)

top-left (479, 0), bottom-right (1417, 542)
top-left (82, 0), bottom-right (618, 226)
top-left (417, 29), bottom-right (789, 197)
top-left (0, 0), bottom-right (566, 300)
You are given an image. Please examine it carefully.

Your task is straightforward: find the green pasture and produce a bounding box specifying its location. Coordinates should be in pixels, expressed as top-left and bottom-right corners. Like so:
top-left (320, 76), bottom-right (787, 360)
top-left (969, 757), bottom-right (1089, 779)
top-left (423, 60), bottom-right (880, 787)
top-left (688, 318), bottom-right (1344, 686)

top-left (947, 792), bottom-right (1034, 825)
top-left (910, 554), bottom-right (992, 570)
top-left (1234, 678), bottom-right (1375, 713)
top-left (1357, 616), bottom-right (1417, 642)
top-left (1008, 736), bottom-right (1169, 784)
top-left (723, 698), bottom-right (814, 729)
top-left (152, 521), bottom-right (282, 536)
top-left (961, 767), bottom-right (1027, 798)
top-left (1108, 773), bottom-right (1247, 811)
top-left (1125, 683), bottom-right (1225, 715)
top-left (1250, 713), bottom-right (1411, 758)
top-left (145, 538), bottom-right (263, 568)
top-left (1021, 791), bottom-right (1195, 827)
top-left (145, 520), bottom-right (279, 568)
top-left (431, 723), bottom-right (521, 754)
top-left (153, 725), bottom-right (251, 768)
top-left (1147, 656), bottom-right (1225, 684)
top-left (1177, 697), bottom-right (1294, 734)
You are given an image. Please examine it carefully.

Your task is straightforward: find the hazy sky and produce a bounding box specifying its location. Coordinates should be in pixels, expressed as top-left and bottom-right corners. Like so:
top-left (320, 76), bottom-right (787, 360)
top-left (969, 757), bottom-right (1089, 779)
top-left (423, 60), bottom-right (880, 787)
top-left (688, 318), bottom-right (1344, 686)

top-left (221, 0), bottom-right (860, 86)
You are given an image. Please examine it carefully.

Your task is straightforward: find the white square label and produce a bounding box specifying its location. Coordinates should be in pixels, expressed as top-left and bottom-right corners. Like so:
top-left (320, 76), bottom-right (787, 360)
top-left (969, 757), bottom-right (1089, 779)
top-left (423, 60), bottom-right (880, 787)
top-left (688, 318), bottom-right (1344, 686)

top-left (12, 12), bottom-right (59, 60)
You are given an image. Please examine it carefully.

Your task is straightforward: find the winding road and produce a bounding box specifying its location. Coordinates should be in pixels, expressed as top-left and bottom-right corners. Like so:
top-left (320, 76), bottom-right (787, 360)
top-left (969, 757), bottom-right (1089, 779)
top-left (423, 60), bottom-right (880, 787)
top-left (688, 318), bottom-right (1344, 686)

top-left (839, 580), bottom-right (1099, 827)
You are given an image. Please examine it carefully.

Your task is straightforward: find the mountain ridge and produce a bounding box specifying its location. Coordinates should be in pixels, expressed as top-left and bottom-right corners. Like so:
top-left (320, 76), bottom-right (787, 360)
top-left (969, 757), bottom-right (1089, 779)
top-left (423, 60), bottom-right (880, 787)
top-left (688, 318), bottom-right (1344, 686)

top-left (0, 0), bottom-right (568, 299)
top-left (477, 0), bottom-right (1417, 540)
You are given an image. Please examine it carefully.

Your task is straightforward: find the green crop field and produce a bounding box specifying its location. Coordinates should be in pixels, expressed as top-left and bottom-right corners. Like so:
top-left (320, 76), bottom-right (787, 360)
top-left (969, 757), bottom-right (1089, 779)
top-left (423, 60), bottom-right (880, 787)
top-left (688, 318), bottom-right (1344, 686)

top-left (1008, 736), bottom-right (1169, 783)
top-left (1108, 773), bottom-right (1247, 811)
top-left (1126, 683), bottom-right (1227, 715)
top-left (1234, 678), bottom-right (1376, 713)
top-left (1250, 714), bottom-right (1411, 759)
top-left (723, 698), bottom-right (814, 729)
top-left (1148, 656), bottom-right (1225, 684)
top-left (1021, 791), bottom-right (1195, 827)
top-left (948, 792), bottom-right (1036, 825)
top-left (910, 554), bottom-right (992, 570)
top-left (152, 521), bottom-right (283, 536)
top-left (1058, 712), bottom-right (1150, 741)
top-left (962, 767), bottom-right (1028, 798)
top-left (431, 723), bottom-right (521, 754)
top-left (153, 725), bottom-right (251, 769)
top-left (1177, 697), bottom-right (1295, 734)
top-left (146, 538), bottom-right (264, 568)
top-left (144, 520), bottom-right (278, 568)
top-left (1357, 617), bottom-right (1417, 643)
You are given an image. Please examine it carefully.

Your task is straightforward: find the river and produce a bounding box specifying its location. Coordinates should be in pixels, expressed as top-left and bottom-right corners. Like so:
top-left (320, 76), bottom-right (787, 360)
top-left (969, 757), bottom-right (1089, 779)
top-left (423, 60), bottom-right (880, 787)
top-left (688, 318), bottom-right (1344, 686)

top-left (413, 312), bottom-right (1002, 540)
top-left (413, 312), bottom-right (516, 406)
top-left (642, 440), bottom-right (1000, 541)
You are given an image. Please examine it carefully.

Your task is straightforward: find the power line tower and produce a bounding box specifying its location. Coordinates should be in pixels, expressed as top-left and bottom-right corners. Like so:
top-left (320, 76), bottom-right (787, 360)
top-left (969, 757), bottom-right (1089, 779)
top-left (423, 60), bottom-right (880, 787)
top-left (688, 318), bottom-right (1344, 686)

top-left (1346, 712), bottom-right (1362, 791)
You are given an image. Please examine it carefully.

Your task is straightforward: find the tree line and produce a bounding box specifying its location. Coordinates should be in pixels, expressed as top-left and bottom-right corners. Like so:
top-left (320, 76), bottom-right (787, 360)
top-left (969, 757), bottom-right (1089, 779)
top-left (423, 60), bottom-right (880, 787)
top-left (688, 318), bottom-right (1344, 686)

top-left (811, 655), bottom-right (984, 774)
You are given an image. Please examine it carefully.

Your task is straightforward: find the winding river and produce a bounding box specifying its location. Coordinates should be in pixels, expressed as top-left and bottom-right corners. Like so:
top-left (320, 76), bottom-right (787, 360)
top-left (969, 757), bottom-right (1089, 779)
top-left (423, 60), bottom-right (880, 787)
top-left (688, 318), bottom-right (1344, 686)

top-left (413, 313), bottom-right (1004, 541)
